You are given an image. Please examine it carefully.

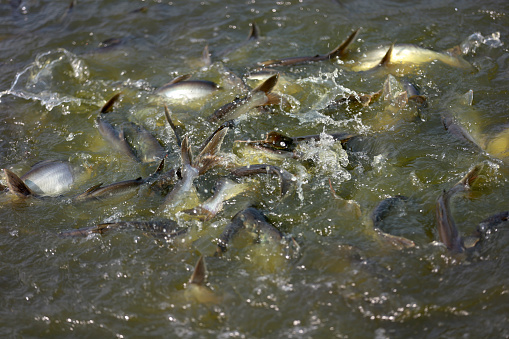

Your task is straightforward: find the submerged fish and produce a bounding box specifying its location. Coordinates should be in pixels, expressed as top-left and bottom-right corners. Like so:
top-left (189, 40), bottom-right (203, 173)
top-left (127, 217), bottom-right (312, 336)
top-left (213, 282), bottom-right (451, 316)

top-left (155, 74), bottom-right (220, 101)
top-left (73, 177), bottom-right (145, 202)
top-left (183, 178), bottom-right (248, 220)
top-left (216, 207), bottom-right (284, 254)
top-left (159, 124), bottom-right (229, 212)
top-left (371, 195), bottom-right (415, 249)
top-left (348, 43), bottom-right (472, 72)
top-left (436, 164), bottom-right (482, 253)
top-left (96, 93), bottom-right (140, 163)
top-left (207, 73), bottom-right (279, 124)
top-left (125, 122), bottom-right (166, 163)
top-left (58, 220), bottom-right (186, 238)
top-left (258, 28), bottom-right (360, 67)
top-left (230, 164), bottom-right (295, 198)
top-left (185, 256), bottom-right (221, 304)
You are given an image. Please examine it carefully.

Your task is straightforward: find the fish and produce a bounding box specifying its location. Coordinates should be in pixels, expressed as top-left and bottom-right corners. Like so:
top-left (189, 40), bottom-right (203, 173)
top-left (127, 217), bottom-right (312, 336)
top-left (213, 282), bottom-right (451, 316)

top-left (159, 124), bottom-right (229, 212)
top-left (230, 164), bottom-right (295, 198)
top-left (476, 211), bottom-right (509, 237)
top-left (155, 74), bottom-right (220, 101)
top-left (125, 122), bottom-right (166, 163)
top-left (3, 168), bottom-right (35, 198)
top-left (207, 73), bottom-right (279, 124)
top-left (185, 256), bottom-right (221, 304)
top-left (216, 207), bottom-right (283, 254)
top-left (73, 177), bottom-right (145, 202)
top-left (370, 195), bottom-right (415, 249)
top-left (436, 164), bottom-right (482, 253)
top-left (183, 178), bottom-right (248, 220)
top-left (96, 93), bottom-right (141, 163)
top-left (348, 43), bottom-right (472, 72)
top-left (20, 160), bottom-right (75, 196)
top-left (58, 220), bottom-right (186, 238)
top-left (441, 90), bottom-right (483, 150)
top-left (483, 123), bottom-right (509, 162)
top-left (236, 130), bottom-right (354, 159)
top-left (258, 28), bottom-right (360, 67)
top-left (3, 160), bottom-right (76, 198)
top-left (214, 22), bottom-right (261, 60)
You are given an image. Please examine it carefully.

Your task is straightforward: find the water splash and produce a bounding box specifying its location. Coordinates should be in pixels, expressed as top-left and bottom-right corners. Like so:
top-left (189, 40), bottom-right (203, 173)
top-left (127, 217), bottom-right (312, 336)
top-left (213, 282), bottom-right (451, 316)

top-left (0, 48), bottom-right (91, 110)
top-left (460, 32), bottom-right (503, 54)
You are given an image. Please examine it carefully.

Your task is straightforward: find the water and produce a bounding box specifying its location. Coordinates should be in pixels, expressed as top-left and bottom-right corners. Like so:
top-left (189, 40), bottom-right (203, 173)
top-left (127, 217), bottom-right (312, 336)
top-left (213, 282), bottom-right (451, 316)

top-left (1, 0), bottom-right (509, 337)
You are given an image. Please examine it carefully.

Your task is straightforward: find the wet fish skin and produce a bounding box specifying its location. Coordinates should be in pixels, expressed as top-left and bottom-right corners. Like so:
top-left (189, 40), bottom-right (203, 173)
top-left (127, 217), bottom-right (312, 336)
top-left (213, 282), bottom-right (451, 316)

top-left (96, 116), bottom-right (141, 163)
top-left (207, 74), bottom-right (279, 124)
top-left (370, 195), bottom-right (415, 249)
top-left (350, 43), bottom-right (473, 72)
top-left (216, 207), bottom-right (283, 254)
top-left (156, 78), bottom-right (219, 100)
top-left (230, 164), bottom-right (294, 198)
top-left (258, 28), bottom-right (360, 67)
top-left (475, 211), bottom-right (509, 236)
top-left (436, 164), bottom-right (482, 253)
top-left (20, 160), bottom-right (74, 196)
top-left (73, 177), bottom-right (145, 202)
top-left (183, 178), bottom-right (246, 220)
top-left (126, 122), bottom-right (165, 163)
top-left (58, 220), bottom-right (186, 238)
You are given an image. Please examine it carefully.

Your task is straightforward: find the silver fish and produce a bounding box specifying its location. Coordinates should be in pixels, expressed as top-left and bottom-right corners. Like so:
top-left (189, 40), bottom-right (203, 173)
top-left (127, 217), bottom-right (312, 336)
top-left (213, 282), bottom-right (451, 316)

top-left (155, 74), bottom-right (219, 100)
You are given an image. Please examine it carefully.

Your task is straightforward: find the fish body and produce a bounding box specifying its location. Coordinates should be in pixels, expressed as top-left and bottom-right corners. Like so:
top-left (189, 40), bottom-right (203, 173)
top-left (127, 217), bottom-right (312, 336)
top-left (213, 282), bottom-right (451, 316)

top-left (156, 79), bottom-right (219, 100)
top-left (208, 74), bottom-right (279, 124)
top-left (435, 164), bottom-right (482, 253)
top-left (74, 177), bottom-right (145, 202)
top-left (20, 160), bottom-right (74, 196)
top-left (96, 116), bottom-right (140, 162)
top-left (216, 207), bottom-right (283, 254)
top-left (126, 122), bottom-right (165, 163)
top-left (349, 44), bottom-right (472, 72)
top-left (230, 164), bottom-right (294, 197)
top-left (58, 220), bottom-right (186, 238)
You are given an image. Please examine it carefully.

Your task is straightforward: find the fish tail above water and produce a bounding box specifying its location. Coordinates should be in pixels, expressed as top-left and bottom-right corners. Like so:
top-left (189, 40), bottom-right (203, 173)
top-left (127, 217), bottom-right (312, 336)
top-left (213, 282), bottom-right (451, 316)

top-left (189, 255), bottom-right (206, 285)
top-left (378, 42), bottom-right (395, 68)
top-left (3, 168), bottom-right (34, 198)
top-left (248, 22), bottom-right (260, 41)
top-left (100, 92), bottom-right (122, 113)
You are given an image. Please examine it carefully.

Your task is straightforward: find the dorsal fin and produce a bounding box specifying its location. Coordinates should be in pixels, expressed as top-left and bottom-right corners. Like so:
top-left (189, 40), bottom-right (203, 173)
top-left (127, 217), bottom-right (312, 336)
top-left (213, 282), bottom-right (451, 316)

top-left (189, 256), bottom-right (206, 285)
top-left (327, 28), bottom-right (361, 59)
top-left (248, 22), bottom-right (260, 41)
top-left (252, 73), bottom-right (279, 94)
top-left (100, 92), bottom-right (122, 114)
top-left (3, 168), bottom-right (33, 198)
top-left (202, 45), bottom-right (211, 67)
top-left (164, 105), bottom-right (182, 148)
top-left (379, 43), bottom-right (395, 67)
top-left (168, 74), bottom-right (192, 85)
top-left (83, 183), bottom-right (103, 195)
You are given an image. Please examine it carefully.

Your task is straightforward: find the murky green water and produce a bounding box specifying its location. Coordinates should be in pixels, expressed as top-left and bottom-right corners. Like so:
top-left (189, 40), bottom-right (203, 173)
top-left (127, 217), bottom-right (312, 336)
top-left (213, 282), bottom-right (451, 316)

top-left (1, 0), bottom-right (509, 337)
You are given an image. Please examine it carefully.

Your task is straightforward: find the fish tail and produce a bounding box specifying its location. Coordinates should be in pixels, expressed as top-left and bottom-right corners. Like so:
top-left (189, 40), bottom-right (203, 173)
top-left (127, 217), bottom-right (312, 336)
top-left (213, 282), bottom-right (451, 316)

top-left (3, 168), bottom-right (33, 198)
top-left (458, 163), bottom-right (483, 189)
top-left (189, 256), bottom-right (206, 285)
top-left (379, 42), bottom-right (395, 67)
top-left (252, 73), bottom-right (279, 94)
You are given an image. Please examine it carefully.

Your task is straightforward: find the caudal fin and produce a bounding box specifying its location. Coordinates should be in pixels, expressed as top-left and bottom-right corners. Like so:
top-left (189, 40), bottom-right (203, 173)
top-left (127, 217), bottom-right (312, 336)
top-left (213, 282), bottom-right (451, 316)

top-left (3, 168), bottom-right (33, 198)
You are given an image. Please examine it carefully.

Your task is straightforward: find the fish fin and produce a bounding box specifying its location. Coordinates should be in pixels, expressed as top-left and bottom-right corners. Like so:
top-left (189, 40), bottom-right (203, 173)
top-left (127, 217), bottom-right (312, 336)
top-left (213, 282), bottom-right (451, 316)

top-left (3, 168), bottom-right (33, 198)
top-left (409, 95), bottom-right (427, 105)
top-left (327, 28), bottom-right (361, 59)
top-left (379, 42), bottom-right (395, 67)
top-left (83, 183), bottom-right (104, 195)
top-left (189, 256), bottom-right (206, 285)
top-left (194, 124), bottom-right (230, 170)
top-left (248, 22), bottom-right (260, 40)
top-left (202, 45), bottom-right (212, 67)
top-left (182, 206), bottom-right (214, 221)
top-left (462, 90), bottom-right (474, 106)
top-left (180, 136), bottom-right (192, 167)
top-left (164, 105), bottom-right (182, 148)
top-left (100, 92), bottom-right (122, 114)
top-left (252, 73), bottom-right (279, 94)
top-left (168, 74), bottom-right (192, 85)
top-left (265, 92), bottom-right (283, 106)
top-left (458, 163), bottom-right (483, 188)
top-left (155, 158), bottom-right (165, 174)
